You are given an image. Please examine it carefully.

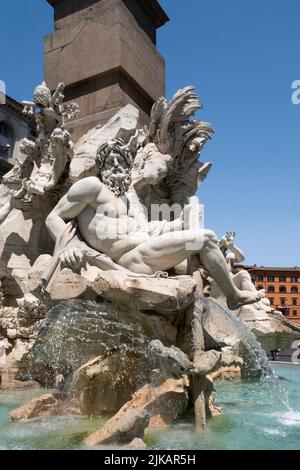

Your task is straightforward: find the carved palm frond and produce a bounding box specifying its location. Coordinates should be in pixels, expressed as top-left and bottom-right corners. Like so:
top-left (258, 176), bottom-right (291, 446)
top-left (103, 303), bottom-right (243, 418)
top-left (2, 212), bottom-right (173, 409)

top-left (145, 87), bottom-right (214, 205)
top-left (148, 96), bottom-right (168, 140)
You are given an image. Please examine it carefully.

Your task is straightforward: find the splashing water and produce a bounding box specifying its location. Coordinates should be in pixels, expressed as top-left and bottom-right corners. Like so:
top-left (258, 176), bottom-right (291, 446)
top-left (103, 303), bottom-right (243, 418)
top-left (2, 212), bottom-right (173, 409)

top-left (204, 298), bottom-right (292, 411)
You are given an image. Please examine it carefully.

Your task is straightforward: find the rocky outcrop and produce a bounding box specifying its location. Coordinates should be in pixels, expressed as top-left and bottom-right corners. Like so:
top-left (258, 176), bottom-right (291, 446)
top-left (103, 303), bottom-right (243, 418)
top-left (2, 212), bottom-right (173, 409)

top-left (239, 306), bottom-right (300, 352)
top-left (84, 376), bottom-right (189, 447)
top-left (29, 259), bottom-right (197, 313)
top-left (17, 299), bottom-right (179, 406)
top-left (122, 438), bottom-right (148, 450)
top-left (202, 298), bottom-right (271, 376)
top-left (205, 377), bottom-right (223, 418)
top-left (9, 393), bottom-right (81, 422)
top-left (0, 294), bottom-right (46, 388)
top-left (91, 272), bottom-right (196, 313)
top-left (85, 408), bottom-right (150, 447)
top-left (73, 353), bottom-right (154, 415)
top-left (209, 353), bottom-right (244, 381)
top-left (10, 394), bottom-right (58, 422)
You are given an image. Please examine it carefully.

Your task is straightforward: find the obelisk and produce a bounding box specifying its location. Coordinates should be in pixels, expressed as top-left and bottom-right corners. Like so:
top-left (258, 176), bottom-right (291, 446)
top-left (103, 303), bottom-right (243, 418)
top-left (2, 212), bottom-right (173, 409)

top-left (45, 0), bottom-right (169, 141)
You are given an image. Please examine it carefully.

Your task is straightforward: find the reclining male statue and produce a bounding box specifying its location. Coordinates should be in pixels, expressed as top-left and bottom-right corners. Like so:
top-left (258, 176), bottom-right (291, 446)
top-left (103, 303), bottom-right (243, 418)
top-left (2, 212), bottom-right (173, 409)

top-left (45, 140), bottom-right (264, 311)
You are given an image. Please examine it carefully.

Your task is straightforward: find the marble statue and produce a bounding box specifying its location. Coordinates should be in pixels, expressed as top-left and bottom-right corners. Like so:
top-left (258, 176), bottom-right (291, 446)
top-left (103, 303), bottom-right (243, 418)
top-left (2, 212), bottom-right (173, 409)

top-left (46, 142), bottom-right (263, 311)
top-left (3, 82), bottom-right (79, 198)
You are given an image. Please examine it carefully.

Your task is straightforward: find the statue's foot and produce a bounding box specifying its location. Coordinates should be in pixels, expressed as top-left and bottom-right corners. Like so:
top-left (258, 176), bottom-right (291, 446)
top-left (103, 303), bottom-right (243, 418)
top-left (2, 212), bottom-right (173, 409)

top-left (227, 289), bottom-right (265, 311)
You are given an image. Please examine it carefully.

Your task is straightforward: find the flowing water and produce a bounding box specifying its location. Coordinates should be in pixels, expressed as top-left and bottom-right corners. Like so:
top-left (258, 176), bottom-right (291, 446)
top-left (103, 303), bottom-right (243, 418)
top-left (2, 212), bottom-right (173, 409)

top-left (0, 364), bottom-right (300, 450)
top-left (204, 298), bottom-right (272, 377)
top-left (204, 299), bottom-right (293, 411)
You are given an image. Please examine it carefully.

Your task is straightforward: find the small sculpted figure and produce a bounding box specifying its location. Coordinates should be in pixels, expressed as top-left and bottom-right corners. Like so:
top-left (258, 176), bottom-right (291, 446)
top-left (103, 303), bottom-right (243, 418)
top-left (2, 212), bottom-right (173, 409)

top-left (213, 231), bottom-right (269, 311)
top-left (3, 82), bottom-right (79, 197)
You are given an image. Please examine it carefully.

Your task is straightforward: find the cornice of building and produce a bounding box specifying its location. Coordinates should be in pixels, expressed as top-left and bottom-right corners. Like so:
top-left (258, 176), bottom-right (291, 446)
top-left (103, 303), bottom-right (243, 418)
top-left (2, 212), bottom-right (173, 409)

top-left (46, 0), bottom-right (169, 28)
top-left (0, 96), bottom-right (34, 126)
top-left (238, 264), bottom-right (300, 272)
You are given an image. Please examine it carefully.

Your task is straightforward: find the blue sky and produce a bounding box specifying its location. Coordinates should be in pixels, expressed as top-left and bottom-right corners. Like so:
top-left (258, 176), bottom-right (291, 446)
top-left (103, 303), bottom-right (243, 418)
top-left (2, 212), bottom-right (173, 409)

top-left (1, 0), bottom-right (300, 266)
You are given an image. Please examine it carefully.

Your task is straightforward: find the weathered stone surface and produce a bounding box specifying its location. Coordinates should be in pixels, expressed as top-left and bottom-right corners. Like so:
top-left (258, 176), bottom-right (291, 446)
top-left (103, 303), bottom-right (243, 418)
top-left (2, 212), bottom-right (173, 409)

top-left (6, 339), bottom-right (31, 365)
top-left (0, 338), bottom-right (34, 386)
top-left (0, 292), bottom-right (47, 388)
top-left (10, 394), bottom-right (57, 422)
top-left (31, 257), bottom-right (196, 312)
top-left (122, 438), bottom-right (147, 450)
top-left (19, 300), bottom-right (177, 397)
top-left (150, 340), bottom-right (194, 378)
top-left (0, 306), bottom-right (19, 337)
top-left (28, 254), bottom-right (52, 292)
top-left (9, 393), bottom-right (81, 421)
top-left (45, 267), bottom-right (94, 301)
top-left (194, 350), bottom-right (222, 376)
top-left (209, 353), bottom-right (244, 381)
top-left (202, 298), bottom-right (267, 376)
top-left (91, 271), bottom-right (196, 312)
top-left (0, 194), bottom-right (54, 303)
top-left (0, 338), bottom-right (10, 365)
top-left (239, 306), bottom-right (300, 353)
top-left (135, 377), bottom-right (189, 429)
top-left (204, 377), bottom-right (223, 418)
top-left (73, 352), bottom-right (155, 415)
top-left (70, 104), bottom-right (139, 181)
top-left (45, 0), bottom-right (167, 140)
top-left (0, 376), bottom-right (38, 390)
top-left (85, 408), bottom-right (150, 447)
top-left (85, 376), bottom-right (188, 446)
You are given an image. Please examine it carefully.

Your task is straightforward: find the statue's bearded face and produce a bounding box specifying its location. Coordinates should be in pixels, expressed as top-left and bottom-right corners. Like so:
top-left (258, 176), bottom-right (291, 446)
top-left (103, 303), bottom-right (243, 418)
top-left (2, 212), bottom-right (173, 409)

top-left (98, 149), bottom-right (132, 197)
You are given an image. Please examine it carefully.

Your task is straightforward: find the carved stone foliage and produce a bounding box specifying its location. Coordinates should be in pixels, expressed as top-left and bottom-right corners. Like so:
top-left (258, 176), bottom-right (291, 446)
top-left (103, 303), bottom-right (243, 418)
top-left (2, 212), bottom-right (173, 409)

top-left (134, 86), bottom-right (214, 211)
top-left (3, 82), bottom-right (79, 199)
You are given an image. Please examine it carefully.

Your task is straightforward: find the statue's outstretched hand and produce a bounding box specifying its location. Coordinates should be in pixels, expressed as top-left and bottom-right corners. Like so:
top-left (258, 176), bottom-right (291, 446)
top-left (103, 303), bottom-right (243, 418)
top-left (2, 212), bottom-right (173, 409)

top-left (60, 246), bottom-right (84, 270)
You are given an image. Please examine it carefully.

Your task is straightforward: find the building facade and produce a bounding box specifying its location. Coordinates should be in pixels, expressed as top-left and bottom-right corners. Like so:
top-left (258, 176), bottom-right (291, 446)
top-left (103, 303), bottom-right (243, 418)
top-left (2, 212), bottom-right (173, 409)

top-left (0, 96), bottom-right (34, 178)
top-left (238, 265), bottom-right (300, 325)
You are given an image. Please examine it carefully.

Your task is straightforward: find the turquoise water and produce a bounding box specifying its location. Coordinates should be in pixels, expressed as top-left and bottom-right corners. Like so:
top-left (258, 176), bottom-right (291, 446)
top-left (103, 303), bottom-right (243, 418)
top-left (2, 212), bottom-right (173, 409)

top-left (1, 365), bottom-right (300, 450)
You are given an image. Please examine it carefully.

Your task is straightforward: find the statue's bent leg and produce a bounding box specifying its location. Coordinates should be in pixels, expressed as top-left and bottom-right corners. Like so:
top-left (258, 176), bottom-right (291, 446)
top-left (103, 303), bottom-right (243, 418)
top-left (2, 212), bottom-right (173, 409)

top-left (118, 229), bottom-right (263, 310)
top-left (197, 230), bottom-right (263, 310)
top-left (232, 270), bottom-right (256, 292)
top-left (118, 229), bottom-right (208, 275)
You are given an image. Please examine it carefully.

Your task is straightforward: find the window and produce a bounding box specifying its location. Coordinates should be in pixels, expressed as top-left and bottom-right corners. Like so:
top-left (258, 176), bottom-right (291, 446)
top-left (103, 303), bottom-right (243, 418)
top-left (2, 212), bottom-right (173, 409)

top-left (293, 311), bottom-right (297, 317)
top-left (279, 276), bottom-right (286, 282)
top-left (280, 298), bottom-right (286, 306)
top-left (292, 298), bottom-right (298, 306)
top-left (0, 121), bottom-right (14, 159)
top-left (279, 286), bottom-right (286, 293)
top-left (268, 286), bottom-right (275, 293)
top-left (257, 275), bottom-right (264, 282)
top-left (269, 298), bottom-right (274, 306)
top-left (291, 287), bottom-right (298, 294)
top-left (267, 276), bottom-right (274, 282)
top-left (291, 276), bottom-right (298, 283)
top-left (0, 121), bottom-right (13, 139)
top-left (258, 285), bottom-right (264, 291)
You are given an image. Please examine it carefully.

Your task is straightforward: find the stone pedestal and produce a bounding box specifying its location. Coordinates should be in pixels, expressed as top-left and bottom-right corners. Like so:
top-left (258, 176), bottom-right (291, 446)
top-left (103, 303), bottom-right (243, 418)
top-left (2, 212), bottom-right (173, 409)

top-left (45, 0), bottom-right (169, 141)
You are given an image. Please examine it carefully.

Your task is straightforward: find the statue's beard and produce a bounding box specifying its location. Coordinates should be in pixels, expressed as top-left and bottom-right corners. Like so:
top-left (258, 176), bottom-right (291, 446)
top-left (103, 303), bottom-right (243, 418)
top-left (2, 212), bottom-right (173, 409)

top-left (101, 167), bottom-right (132, 197)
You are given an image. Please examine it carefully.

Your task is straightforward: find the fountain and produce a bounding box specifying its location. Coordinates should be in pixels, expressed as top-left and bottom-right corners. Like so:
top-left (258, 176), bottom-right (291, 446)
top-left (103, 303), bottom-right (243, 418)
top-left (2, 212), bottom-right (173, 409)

top-left (1, 81), bottom-right (300, 449)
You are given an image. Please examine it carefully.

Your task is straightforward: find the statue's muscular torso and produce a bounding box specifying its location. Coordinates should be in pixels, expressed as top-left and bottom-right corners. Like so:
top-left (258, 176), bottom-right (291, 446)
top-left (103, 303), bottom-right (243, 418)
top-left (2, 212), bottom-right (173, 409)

top-left (70, 177), bottom-right (151, 261)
